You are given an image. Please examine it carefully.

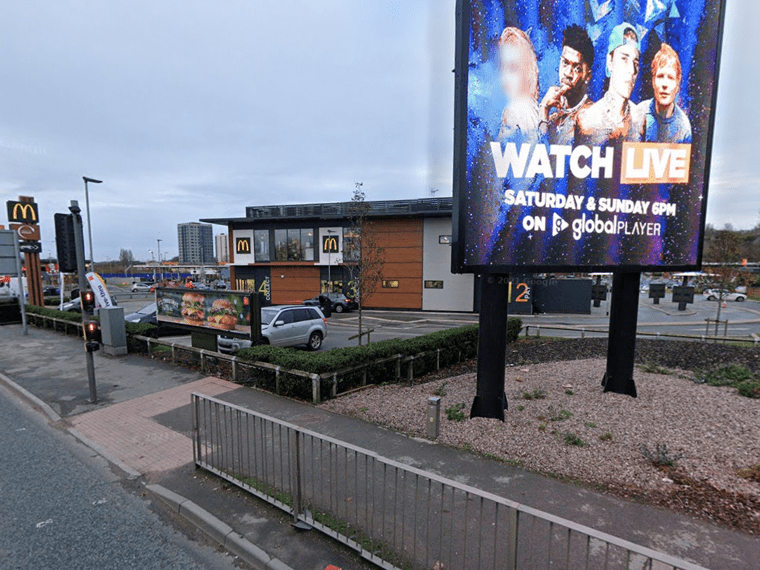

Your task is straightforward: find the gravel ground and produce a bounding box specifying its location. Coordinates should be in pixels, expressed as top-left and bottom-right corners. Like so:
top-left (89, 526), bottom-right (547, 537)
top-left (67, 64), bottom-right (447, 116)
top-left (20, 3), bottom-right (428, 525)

top-left (322, 339), bottom-right (760, 533)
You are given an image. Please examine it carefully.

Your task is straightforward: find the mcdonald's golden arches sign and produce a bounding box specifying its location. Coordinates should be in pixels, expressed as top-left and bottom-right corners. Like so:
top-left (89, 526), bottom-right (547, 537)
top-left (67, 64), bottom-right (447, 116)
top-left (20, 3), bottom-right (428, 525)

top-left (235, 237), bottom-right (251, 254)
top-left (322, 235), bottom-right (339, 253)
top-left (6, 201), bottom-right (39, 223)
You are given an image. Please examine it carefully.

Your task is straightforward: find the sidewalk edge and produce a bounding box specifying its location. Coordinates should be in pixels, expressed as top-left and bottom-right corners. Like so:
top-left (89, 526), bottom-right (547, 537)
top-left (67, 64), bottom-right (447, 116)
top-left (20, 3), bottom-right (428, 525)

top-left (0, 371), bottom-right (62, 422)
top-left (68, 427), bottom-right (143, 480)
top-left (146, 484), bottom-right (293, 570)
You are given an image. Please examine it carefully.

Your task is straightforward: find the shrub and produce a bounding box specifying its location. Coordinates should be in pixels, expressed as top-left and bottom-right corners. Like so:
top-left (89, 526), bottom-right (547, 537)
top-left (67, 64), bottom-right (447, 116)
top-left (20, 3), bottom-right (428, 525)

top-left (737, 380), bottom-right (760, 399)
top-left (640, 443), bottom-right (683, 469)
top-left (548, 406), bottom-right (572, 421)
top-left (705, 364), bottom-right (754, 387)
top-left (563, 432), bottom-right (587, 447)
top-left (522, 388), bottom-right (546, 401)
top-left (737, 464), bottom-right (760, 482)
top-left (599, 432), bottom-right (614, 442)
top-left (445, 403), bottom-right (467, 422)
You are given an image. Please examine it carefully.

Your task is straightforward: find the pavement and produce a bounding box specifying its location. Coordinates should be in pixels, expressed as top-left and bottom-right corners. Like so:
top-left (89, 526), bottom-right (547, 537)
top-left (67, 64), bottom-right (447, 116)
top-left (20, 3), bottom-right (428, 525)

top-left (1, 323), bottom-right (759, 570)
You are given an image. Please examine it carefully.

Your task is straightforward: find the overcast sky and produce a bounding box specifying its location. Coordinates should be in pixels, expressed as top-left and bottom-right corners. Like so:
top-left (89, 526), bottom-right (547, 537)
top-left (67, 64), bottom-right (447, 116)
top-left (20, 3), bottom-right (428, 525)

top-left (0, 1), bottom-right (756, 263)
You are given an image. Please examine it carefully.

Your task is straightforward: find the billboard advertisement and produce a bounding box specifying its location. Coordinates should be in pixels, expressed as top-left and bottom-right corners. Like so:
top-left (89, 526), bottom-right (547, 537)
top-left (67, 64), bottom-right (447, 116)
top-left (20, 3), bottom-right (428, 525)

top-left (453, 0), bottom-right (727, 272)
top-left (156, 287), bottom-right (256, 337)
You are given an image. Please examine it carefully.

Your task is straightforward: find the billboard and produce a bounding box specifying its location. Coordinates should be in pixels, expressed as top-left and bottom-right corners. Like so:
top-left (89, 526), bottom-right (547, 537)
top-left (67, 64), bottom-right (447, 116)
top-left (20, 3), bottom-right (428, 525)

top-left (156, 287), bottom-right (256, 337)
top-left (453, 0), bottom-right (727, 273)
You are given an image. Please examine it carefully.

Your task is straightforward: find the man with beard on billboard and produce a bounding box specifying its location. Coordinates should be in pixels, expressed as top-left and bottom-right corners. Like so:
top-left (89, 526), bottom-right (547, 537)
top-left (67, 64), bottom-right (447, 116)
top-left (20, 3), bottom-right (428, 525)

top-left (637, 43), bottom-right (692, 144)
top-left (576, 23), bottom-right (643, 146)
top-left (538, 24), bottom-right (595, 145)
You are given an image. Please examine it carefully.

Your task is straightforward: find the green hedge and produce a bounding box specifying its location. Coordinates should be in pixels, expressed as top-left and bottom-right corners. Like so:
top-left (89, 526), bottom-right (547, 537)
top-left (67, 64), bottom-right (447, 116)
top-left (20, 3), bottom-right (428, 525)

top-left (26, 304), bottom-right (83, 323)
top-left (236, 318), bottom-right (522, 400)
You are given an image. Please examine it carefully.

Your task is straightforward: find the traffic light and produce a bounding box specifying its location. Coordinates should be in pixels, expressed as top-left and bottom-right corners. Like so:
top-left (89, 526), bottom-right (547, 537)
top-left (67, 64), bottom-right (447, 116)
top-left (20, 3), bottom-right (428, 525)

top-left (83, 321), bottom-right (101, 352)
top-left (80, 290), bottom-right (97, 314)
top-left (54, 213), bottom-right (78, 273)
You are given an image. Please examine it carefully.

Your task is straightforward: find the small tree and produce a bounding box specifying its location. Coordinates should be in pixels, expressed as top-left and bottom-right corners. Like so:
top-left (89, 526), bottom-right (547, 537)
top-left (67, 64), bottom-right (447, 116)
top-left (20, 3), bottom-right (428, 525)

top-left (343, 182), bottom-right (384, 345)
top-left (706, 229), bottom-right (740, 334)
top-left (118, 248), bottom-right (135, 274)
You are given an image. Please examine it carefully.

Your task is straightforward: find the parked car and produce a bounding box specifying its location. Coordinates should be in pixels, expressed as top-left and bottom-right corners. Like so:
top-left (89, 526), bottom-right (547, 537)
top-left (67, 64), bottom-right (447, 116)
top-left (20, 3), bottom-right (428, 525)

top-left (58, 296), bottom-right (118, 313)
top-left (214, 280), bottom-right (227, 289)
top-left (124, 302), bottom-right (186, 336)
top-left (131, 281), bottom-right (155, 292)
top-left (303, 292), bottom-right (357, 313)
top-left (703, 289), bottom-right (746, 302)
top-left (217, 305), bottom-right (326, 354)
top-left (42, 286), bottom-right (60, 296)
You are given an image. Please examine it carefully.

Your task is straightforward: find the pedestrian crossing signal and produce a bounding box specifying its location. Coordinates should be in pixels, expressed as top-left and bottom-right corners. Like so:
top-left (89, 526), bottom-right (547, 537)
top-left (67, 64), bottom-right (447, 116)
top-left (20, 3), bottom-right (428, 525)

top-left (83, 321), bottom-right (101, 351)
top-left (81, 290), bottom-right (97, 314)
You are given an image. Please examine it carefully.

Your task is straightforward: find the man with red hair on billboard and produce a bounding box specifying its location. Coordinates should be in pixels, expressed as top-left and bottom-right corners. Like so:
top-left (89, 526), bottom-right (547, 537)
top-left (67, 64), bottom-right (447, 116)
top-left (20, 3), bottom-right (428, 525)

top-left (576, 23), bottom-right (643, 145)
top-left (539, 24), bottom-right (595, 145)
top-left (496, 26), bottom-right (540, 144)
top-left (637, 43), bottom-right (692, 143)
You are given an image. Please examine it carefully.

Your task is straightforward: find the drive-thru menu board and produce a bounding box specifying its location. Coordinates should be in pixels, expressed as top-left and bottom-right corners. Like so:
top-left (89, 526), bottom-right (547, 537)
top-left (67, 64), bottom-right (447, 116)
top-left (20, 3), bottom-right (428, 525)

top-left (156, 288), bottom-right (256, 337)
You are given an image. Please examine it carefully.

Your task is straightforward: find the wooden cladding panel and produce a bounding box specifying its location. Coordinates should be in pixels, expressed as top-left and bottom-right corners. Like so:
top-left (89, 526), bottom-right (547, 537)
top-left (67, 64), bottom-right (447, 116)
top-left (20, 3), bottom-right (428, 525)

top-left (270, 266), bottom-right (320, 305)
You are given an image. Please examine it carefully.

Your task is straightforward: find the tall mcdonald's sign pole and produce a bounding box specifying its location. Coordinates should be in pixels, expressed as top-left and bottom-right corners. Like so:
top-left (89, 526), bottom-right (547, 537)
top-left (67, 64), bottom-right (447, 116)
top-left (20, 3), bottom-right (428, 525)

top-left (6, 196), bottom-right (44, 307)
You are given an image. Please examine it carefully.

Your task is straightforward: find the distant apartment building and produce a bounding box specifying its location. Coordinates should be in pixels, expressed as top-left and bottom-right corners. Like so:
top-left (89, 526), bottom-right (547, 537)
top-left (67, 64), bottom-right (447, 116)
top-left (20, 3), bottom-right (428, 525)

top-left (177, 222), bottom-right (214, 264)
top-left (215, 233), bottom-right (229, 263)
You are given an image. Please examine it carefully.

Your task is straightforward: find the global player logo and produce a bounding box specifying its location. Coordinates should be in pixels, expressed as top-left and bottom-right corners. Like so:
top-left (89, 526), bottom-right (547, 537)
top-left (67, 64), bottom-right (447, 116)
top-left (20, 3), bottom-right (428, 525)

top-left (552, 213), bottom-right (569, 236)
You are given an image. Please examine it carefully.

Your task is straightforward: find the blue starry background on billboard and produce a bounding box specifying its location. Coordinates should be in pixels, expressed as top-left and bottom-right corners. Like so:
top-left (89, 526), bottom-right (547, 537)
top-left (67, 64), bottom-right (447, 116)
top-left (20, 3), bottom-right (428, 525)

top-left (455, 0), bottom-right (725, 272)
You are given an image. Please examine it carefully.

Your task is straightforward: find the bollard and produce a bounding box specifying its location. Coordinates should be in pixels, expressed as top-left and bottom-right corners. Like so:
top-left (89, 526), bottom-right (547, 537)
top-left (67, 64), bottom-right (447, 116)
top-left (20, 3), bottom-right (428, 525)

top-left (427, 396), bottom-right (441, 440)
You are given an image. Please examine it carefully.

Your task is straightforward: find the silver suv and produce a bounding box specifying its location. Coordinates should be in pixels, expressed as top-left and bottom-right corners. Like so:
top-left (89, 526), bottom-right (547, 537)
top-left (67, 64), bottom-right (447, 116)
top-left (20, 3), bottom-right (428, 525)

top-left (217, 305), bottom-right (327, 354)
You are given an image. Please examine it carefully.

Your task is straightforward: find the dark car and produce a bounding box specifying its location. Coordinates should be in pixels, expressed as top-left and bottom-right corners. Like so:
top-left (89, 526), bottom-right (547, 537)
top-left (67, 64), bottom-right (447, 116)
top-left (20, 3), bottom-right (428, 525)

top-left (43, 286), bottom-right (60, 296)
top-left (303, 292), bottom-right (357, 313)
top-left (124, 302), bottom-right (186, 336)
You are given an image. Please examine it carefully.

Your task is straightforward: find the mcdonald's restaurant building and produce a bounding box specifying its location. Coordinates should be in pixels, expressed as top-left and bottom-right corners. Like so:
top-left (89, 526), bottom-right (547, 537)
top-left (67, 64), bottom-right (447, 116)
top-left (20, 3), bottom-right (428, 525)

top-left (201, 198), bottom-right (477, 311)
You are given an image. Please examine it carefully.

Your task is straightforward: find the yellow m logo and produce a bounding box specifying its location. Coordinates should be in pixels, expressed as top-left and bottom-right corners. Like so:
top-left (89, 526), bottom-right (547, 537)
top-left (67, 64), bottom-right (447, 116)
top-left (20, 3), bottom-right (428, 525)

top-left (322, 236), bottom-right (339, 253)
top-left (236, 238), bottom-right (251, 253)
top-left (7, 201), bottom-right (38, 223)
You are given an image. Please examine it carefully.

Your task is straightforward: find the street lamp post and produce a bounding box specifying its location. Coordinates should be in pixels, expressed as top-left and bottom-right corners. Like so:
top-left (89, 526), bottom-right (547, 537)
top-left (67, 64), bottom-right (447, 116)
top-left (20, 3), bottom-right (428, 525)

top-left (326, 229), bottom-right (337, 293)
top-left (157, 238), bottom-right (163, 282)
top-left (82, 176), bottom-right (102, 274)
top-left (148, 249), bottom-right (155, 281)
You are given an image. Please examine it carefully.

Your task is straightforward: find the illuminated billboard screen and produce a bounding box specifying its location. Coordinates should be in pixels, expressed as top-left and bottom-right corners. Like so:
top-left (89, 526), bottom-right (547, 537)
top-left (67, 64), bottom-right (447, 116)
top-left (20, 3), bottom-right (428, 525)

top-left (452, 0), bottom-right (727, 273)
top-left (156, 288), bottom-right (255, 337)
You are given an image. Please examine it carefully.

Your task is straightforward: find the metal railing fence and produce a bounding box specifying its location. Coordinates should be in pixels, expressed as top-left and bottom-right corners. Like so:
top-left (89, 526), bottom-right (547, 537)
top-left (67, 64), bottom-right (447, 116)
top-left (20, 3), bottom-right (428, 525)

top-left (523, 323), bottom-right (760, 346)
top-left (192, 392), bottom-right (709, 570)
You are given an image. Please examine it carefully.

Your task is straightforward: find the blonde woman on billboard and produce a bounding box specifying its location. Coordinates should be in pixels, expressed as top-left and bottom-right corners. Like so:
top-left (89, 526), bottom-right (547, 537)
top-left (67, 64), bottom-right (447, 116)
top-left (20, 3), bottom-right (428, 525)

top-left (497, 27), bottom-right (540, 144)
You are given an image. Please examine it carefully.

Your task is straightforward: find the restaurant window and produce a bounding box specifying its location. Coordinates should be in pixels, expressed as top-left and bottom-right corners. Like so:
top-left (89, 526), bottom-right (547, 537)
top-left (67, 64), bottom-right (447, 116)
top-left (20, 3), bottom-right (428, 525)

top-left (343, 227), bottom-right (360, 261)
top-left (424, 280), bottom-right (444, 289)
top-left (254, 229), bottom-right (270, 262)
top-left (382, 280), bottom-right (399, 288)
top-left (274, 229), bottom-right (287, 261)
top-left (287, 228), bottom-right (301, 260)
top-left (273, 228), bottom-right (316, 261)
top-left (439, 235), bottom-right (452, 245)
top-left (302, 229), bottom-right (314, 261)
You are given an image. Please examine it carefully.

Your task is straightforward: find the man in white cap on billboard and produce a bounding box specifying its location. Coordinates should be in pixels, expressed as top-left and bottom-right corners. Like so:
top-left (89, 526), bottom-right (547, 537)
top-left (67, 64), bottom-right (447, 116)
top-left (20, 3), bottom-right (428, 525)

top-left (576, 22), bottom-right (644, 146)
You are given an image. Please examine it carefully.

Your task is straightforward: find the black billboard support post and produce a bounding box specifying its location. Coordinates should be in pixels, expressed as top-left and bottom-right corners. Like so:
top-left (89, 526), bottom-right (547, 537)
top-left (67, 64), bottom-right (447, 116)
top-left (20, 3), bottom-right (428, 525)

top-left (471, 275), bottom-right (509, 420)
top-left (69, 200), bottom-right (98, 403)
top-left (602, 271), bottom-right (640, 397)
